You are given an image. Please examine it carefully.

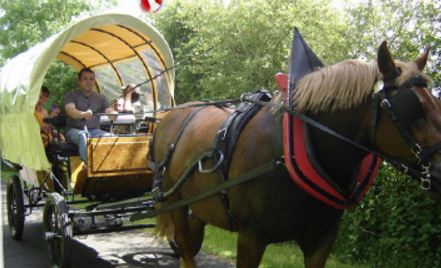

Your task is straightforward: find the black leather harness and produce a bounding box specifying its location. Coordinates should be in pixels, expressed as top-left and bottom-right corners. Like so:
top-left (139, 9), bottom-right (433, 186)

top-left (150, 90), bottom-right (273, 230)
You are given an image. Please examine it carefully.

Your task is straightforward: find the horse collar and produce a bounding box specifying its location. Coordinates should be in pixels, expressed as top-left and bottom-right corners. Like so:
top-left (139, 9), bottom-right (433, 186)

top-left (282, 113), bottom-right (382, 210)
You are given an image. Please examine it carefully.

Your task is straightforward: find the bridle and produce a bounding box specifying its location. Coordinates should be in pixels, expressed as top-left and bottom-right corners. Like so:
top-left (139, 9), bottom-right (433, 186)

top-left (371, 74), bottom-right (441, 190)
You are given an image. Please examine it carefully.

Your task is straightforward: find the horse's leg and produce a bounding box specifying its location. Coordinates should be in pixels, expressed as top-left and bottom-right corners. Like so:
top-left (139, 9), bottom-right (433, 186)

top-left (303, 226), bottom-right (339, 268)
top-left (236, 230), bottom-right (267, 268)
top-left (170, 208), bottom-right (206, 268)
top-left (187, 213), bottom-right (206, 256)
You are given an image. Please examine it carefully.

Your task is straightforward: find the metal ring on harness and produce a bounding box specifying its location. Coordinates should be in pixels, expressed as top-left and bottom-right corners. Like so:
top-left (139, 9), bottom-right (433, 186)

top-left (420, 162), bottom-right (432, 190)
top-left (198, 150), bottom-right (224, 174)
top-left (420, 176), bottom-right (432, 190)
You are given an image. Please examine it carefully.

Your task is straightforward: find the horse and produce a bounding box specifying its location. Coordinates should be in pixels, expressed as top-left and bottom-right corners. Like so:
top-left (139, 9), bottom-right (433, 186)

top-left (150, 42), bottom-right (441, 268)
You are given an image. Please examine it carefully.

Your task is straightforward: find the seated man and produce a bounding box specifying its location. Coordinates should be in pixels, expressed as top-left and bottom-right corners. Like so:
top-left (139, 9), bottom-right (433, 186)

top-left (64, 67), bottom-right (117, 163)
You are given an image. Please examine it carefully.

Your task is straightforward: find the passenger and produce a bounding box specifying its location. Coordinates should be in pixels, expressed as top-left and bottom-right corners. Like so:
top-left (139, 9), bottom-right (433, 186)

top-left (50, 104), bottom-right (61, 117)
top-left (34, 86), bottom-right (53, 147)
top-left (64, 67), bottom-right (117, 164)
top-left (48, 104), bottom-right (65, 142)
top-left (116, 83), bottom-right (140, 113)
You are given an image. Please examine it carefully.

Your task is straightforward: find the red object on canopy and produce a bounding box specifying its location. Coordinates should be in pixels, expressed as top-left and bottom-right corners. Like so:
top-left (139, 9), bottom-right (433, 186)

top-left (140, 0), bottom-right (163, 12)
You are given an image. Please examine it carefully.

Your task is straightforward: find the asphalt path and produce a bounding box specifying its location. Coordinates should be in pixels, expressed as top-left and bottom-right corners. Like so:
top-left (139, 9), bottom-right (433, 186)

top-left (1, 182), bottom-right (233, 268)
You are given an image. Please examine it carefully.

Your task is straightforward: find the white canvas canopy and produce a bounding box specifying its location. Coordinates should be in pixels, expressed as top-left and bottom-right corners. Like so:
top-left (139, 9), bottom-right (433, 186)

top-left (0, 13), bottom-right (174, 170)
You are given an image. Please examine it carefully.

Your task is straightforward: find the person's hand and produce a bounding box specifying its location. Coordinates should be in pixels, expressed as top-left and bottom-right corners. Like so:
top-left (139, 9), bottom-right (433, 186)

top-left (81, 109), bottom-right (93, 120)
top-left (108, 111), bottom-right (118, 122)
top-left (41, 125), bottom-right (53, 133)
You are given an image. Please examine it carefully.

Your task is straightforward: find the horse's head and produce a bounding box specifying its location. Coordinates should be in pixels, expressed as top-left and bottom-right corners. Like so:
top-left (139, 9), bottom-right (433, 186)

top-left (374, 42), bottom-right (441, 198)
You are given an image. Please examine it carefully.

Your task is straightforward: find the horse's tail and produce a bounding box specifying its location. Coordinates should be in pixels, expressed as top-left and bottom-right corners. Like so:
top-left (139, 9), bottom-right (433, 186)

top-left (154, 209), bottom-right (174, 240)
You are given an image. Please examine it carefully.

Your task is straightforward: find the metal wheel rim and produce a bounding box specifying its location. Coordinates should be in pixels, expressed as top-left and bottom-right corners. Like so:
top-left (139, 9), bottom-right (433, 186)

top-left (44, 194), bottom-right (71, 268)
top-left (6, 179), bottom-right (24, 240)
top-left (7, 185), bottom-right (18, 236)
top-left (47, 203), bottom-right (64, 265)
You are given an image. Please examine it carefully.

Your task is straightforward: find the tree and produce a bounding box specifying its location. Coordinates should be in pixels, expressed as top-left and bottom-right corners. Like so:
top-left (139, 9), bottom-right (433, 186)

top-left (342, 0), bottom-right (441, 85)
top-left (153, 0), bottom-right (350, 102)
top-left (153, 0), bottom-right (440, 103)
top-left (0, 0), bottom-right (116, 108)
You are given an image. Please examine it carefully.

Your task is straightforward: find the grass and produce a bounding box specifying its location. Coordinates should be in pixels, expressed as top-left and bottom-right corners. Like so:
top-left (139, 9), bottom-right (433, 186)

top-left (202, 225), bottom-right (367, 268)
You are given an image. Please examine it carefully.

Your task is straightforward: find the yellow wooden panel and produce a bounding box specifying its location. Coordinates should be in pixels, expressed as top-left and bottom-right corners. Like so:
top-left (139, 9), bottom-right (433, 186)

top-left (69, 156), bottom-right (88, 194)
top-left (87, 135), bottom-right (152, 177)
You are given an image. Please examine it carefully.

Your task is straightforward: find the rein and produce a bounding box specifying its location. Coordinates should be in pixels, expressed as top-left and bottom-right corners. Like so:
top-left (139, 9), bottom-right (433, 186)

top-left (241, 94), bottom-right (434, 191)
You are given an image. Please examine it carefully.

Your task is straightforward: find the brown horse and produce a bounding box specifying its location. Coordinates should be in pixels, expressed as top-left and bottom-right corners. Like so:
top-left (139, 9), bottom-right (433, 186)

top-left (151, 42), bottom-right (441, 268)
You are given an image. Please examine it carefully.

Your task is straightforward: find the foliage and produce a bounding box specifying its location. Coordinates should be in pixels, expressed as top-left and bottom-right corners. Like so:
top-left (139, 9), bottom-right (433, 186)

top-left (1, 0), bottom-right (87, 63)
top-left (0, 0), bottom-right (116, 105)
top-left (342, 0), bottom-right (441, 86)
top-left (334, 164), bottom-right (441, 268)
top-left (152, 0), bottom-right (349, 103)
top-left (152, 0), bottom-right (440, 103)
top-left (43, 62), bottom-right (79, 112)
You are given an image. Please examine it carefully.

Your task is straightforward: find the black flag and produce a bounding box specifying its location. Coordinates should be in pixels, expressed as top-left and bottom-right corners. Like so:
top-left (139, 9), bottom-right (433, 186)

top-left (288, 28), bottom-right (324, 107)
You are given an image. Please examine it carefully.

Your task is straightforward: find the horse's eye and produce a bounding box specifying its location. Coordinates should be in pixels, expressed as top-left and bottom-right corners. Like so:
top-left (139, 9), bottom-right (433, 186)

top-left (396, 67), bottom-right (402, 76)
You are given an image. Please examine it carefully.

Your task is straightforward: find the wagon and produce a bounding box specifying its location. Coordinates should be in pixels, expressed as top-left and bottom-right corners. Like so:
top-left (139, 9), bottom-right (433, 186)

top-left (0, 13), bottom-right (174, 267)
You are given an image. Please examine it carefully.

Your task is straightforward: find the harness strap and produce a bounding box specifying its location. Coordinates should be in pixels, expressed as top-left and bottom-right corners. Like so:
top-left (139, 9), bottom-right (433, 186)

top-left (208, 90), bottom-right (272, 230)
top-left (131, 161), bottom-right (280, 221)
top-left (152, 106), bottom-right (207, 198)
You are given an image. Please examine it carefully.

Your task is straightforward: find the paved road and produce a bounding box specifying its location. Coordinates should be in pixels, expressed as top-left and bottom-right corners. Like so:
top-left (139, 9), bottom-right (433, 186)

top-left (2, 182), bottom-right (233, 267)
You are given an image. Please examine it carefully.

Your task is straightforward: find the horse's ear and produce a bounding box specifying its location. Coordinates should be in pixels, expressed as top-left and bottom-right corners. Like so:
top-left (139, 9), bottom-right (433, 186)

top-left (377, 41), bottom-right (396, 78)
top-left (414, 46), bottom-right (429, 71)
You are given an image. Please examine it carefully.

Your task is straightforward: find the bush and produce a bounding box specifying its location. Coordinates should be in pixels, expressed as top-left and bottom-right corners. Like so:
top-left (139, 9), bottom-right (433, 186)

top-left (334, 163), bottom-right (441, 268)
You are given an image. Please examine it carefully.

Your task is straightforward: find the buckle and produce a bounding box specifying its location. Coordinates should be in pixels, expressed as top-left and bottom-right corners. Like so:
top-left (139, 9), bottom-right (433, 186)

top-left (380, 99), bottom-right (391, 108)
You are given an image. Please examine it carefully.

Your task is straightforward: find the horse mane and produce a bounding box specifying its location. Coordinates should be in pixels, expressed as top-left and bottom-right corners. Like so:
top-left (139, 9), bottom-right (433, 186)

top-left (292, 60), bottom-right (380, 113)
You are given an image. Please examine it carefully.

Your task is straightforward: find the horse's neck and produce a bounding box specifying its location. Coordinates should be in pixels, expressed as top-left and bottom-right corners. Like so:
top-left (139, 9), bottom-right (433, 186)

top-left (307, 102), bottom-right (372, 191)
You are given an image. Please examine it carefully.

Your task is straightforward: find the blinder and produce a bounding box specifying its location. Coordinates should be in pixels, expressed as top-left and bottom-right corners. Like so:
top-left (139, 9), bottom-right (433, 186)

top-left (373, 74), bottom-right (441, 191)
top-left (388, 88), bottom-right (424, 129)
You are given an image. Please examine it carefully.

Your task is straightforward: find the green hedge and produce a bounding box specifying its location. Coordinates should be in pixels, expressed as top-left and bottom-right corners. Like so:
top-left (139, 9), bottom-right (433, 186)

top-left (334, 164), bottom-right (441, 267)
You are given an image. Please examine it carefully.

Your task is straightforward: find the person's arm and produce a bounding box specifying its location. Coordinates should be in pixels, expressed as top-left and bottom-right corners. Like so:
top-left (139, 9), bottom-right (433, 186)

top-left (104, 107), bottom-right (114, 114)
top-left (65, 103), bottom-right (93, 120)
top-left (105, 107), bottom-right (118, 121)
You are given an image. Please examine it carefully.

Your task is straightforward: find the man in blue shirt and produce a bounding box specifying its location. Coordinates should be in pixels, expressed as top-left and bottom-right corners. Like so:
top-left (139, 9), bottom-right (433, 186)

top-left (64, 68), bottom-right (117, 163)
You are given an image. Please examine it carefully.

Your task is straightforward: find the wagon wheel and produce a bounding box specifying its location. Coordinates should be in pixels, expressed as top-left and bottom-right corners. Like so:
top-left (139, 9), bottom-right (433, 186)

top-left (43, 192), bottom-right (72, 268)
top-left (6, 175), bottom-right (25, 240)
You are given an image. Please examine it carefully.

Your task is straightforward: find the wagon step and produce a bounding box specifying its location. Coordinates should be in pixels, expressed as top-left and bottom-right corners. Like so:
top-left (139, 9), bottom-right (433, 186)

top-left (74, 223), bottom-right (155, 236)
top-left (92, 195), bottom-right (154, 210)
